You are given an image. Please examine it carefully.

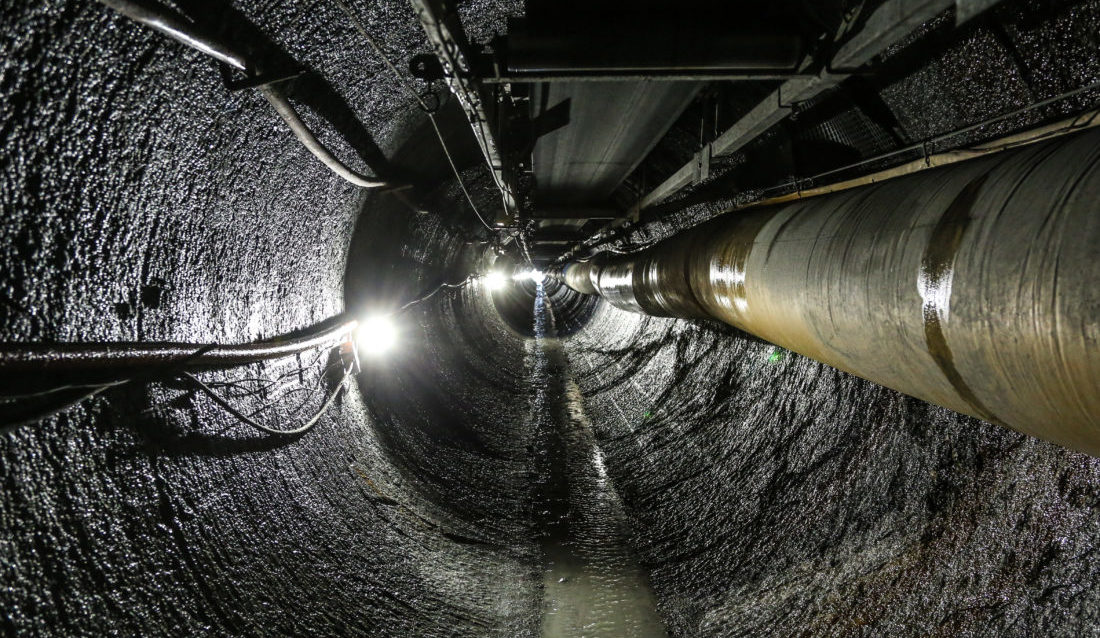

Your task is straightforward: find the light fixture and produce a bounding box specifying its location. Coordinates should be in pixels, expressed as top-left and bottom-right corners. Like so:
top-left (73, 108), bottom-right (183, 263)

top-left (483, 271), bottom-right (507, 291)
top-left (513, 269), bottom-right (545, 283)
top-left (357, 315), bottom-right (397, 357)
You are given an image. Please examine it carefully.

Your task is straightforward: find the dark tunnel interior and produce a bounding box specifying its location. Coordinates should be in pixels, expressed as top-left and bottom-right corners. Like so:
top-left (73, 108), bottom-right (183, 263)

top-left (3, 0), bottom-right (1100, 636)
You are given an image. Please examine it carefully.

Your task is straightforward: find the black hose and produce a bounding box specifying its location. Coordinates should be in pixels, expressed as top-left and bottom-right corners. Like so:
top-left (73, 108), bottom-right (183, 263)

top-left (183, 367), bottom-right (351, 436)
top-left (1, 385), bottom-right (120, 432)
top-left (0, 319), bottom-right (357, 375)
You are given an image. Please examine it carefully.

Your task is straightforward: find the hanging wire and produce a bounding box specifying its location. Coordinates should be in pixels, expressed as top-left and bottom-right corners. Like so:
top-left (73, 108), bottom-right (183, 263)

top-left (183, 361), bottom-right (353, 436)
top-left (183, 271), bottom-right (486, 435)
top-left (0, 316), bottom-right (358, 433)
top-left (517, 226), bottom-right (537, 268)
top-left (418, 1), bottom-right (516, 217)
top-left (2, 384), bottom-right (122, 430)
top-left (1, 267), bottom-right (488, 432)
top-left (564, 80), bottom-right (1100, 262)
top-left (331, 0), bottom-right (496, 232)
top-left (396, 274), bottom-right (475, 314)
top-left (203, 349), bottom-right (333, 397)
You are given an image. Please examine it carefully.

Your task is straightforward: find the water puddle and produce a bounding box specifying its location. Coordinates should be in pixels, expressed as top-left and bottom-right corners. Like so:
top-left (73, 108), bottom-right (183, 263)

top-left (527, 282), bottom-right (668, 638)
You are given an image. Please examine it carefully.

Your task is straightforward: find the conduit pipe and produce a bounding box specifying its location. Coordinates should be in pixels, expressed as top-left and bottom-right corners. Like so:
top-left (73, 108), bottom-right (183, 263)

top-left (98, 0), bottom-right (249, 70)
top-left (0, 319), bottom-right (358, 375)
top-left (558, 96), bottom-right (1100, 264)
top-left (560, 128), bottom-right (1100, 456)
top-left (98, 0), bottom-right (393, 190)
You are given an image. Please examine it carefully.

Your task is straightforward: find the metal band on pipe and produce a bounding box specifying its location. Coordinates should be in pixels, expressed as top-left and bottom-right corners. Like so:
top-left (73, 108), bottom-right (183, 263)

top-left (561, 128), bottom-right (1100, 456)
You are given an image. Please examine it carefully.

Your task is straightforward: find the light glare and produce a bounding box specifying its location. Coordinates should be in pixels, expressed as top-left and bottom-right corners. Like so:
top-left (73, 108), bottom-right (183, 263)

top-left (357, 316), bottom-right (397, 357)
top-left (483, 271), bottom-right (507, 290)
top-left (513, 269), bottom-right (545, 283)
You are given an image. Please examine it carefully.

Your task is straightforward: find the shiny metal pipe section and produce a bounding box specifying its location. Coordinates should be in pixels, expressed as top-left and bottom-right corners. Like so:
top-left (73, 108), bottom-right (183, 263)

top-left (560, 129), bottom-right (1100, 455)
top-left (561, 262), bottom-right (599, 295)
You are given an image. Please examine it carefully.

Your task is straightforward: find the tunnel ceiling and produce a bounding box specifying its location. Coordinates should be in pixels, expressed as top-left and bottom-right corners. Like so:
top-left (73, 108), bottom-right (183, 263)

top-left (3, 0), bottom-right (1100, 636)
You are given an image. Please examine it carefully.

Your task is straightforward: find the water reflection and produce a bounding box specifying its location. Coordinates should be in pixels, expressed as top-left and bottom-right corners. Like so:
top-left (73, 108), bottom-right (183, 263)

top-left (528, 282), bottom-right (668, 638)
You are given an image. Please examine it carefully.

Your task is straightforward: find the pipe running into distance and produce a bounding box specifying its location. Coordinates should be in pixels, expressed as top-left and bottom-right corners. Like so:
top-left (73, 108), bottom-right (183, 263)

top-left (559, 128), bottom-right (1100, 456)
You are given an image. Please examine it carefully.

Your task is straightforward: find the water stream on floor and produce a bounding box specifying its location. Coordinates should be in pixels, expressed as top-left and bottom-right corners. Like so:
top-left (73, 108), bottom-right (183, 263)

top-left (527, 281), bottom-right (668, 637)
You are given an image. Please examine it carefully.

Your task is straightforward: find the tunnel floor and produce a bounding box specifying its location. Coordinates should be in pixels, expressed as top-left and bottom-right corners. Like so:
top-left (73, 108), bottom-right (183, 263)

top-left (528, 283), bottom-right (667, 636)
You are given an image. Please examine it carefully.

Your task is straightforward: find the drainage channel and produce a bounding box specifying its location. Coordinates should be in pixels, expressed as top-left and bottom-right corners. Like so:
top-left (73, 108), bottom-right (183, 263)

top-left (527, 281), bottom-right (668, 637)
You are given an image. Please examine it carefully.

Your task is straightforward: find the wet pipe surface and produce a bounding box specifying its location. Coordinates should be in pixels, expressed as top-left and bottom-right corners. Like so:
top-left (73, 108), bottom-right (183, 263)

top-left (569, 130), bottom-right (1100, 455)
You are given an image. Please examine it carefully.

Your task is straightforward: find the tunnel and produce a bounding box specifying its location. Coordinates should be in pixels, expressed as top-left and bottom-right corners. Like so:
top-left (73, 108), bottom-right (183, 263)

top-left (2, 0), bottom-right (1100, 636)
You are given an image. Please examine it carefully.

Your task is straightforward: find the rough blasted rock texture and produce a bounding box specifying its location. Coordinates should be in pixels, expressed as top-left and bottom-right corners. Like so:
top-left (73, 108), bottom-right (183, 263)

top-left (563, 303), bottom-right (1100, 637)
top-left (4, 0), bottom-right (1100, 637)
top-left (0, 0), bottom-right (535, 635)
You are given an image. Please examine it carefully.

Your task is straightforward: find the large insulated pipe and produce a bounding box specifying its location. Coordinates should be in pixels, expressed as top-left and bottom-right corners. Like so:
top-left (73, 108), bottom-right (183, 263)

top-left (560, 128), bottom-right (1100, 456)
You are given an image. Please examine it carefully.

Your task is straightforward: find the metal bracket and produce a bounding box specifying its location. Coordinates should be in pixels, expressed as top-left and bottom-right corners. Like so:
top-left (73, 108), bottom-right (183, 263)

top-left (218, 63), bottom-right (306, 92)
top-left (339, 338), bottom-right (361, 376)
top-left (693, 144), bottom-right (712, 185)
top-left (409, 0), bottom-right (520, 226)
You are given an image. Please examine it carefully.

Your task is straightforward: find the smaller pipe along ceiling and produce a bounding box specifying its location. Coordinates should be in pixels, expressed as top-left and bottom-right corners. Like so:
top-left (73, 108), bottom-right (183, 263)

top-left (2, 0), bottom-right (1100, 636)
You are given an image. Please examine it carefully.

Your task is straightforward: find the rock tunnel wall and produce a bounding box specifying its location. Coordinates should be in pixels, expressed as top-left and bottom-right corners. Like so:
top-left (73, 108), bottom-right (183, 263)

top-left (3, 0), bottom-right (1100, 637)
top-left (0, 0), bottom-right (539, 635)
top-left (563, 303), bottom-right (1100, 636)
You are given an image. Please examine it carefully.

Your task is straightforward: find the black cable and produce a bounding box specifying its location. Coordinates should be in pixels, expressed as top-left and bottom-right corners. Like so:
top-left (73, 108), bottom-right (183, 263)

top-left (396, 274), bottom-right (475, 314)
top-left (0, 318), bottom-right (356, 375)
top-left (1, 385), bottom-right (117, 432)
top-left (183, 365), bottom-right (351, 436)
top-left (422, 12), bottom-right (513, 212)
top-left (0, 316), bottom-right (355, 429)
top-left (205, 352), bottom-right (336, 396)
top-left (428, 115), bottom-right (497, 232)
top-left (799, 83), bottom-right (1100, 187)
top-left (562, 84), bottom-right (1100, 263)
top-left (246, 386), bottom-right (313, 419)
top-left (517, 227), bottom-right (537, 269)
top-left (1, 379), bottom-right (130, 401)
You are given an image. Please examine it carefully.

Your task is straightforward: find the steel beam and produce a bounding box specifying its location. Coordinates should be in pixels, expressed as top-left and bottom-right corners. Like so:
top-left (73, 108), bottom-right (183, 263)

top-left (504, 28), bottom-right (803, 74)
top-left (409, 0), bottom-right (518, 225)
top-left (627, 0), bottom-right (955, 218)
top-left (530, 207), bottom-right (618, 221)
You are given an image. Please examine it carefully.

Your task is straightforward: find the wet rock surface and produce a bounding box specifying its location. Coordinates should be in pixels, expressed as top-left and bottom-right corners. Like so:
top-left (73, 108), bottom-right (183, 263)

top-left (563, 303), bottom-right (1100, 636)
top-left (1, 0), bottom-right (535, 635)
top-left (529, 284), bottom-right (667, 637)
top-left (3, 0), bottom-right (1100, 636)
